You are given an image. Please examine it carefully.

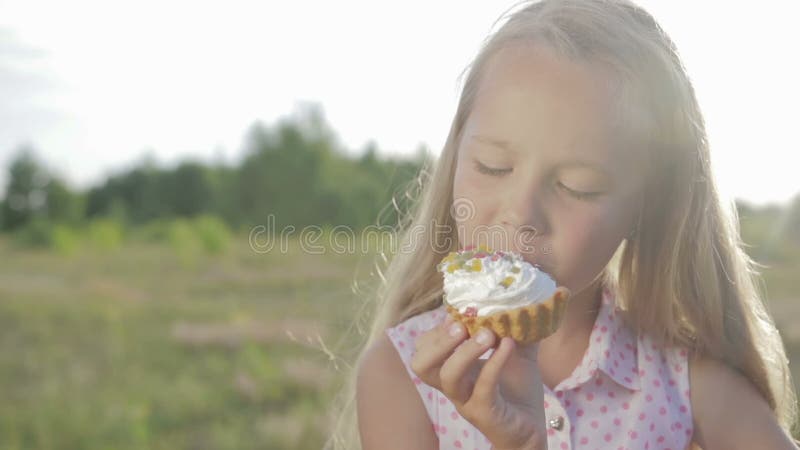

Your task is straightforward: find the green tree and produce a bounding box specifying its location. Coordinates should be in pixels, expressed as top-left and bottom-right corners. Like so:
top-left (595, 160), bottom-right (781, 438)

top-left (1, 145), bottom-right (49, 231)
top-left (161, 161), bottom-right (214, 217)
top-left (236, 109), bottom-right (333, 229)
top-left (45, 177), bottom-right (85, 224)
top-left (85, 159), bottom-right (164, 224)
top-left (781, 193), bottom-right (800, 245)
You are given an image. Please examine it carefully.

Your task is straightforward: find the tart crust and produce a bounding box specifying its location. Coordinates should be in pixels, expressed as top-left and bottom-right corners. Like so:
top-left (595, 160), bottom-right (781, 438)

top-left (444, 286), bottom-right (571, 344)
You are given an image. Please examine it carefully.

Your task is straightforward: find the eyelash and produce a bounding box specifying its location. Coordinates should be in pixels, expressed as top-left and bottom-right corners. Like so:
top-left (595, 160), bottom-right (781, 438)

top-left (473, 160), bottom-right (603, 201)
top-left (474, 160), bottom-right (512, 177)
top-left (555, 181), bottom-right (602, 201)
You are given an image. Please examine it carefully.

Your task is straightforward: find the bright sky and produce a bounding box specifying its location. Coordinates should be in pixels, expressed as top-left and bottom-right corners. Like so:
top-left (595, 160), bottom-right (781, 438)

top-left (0, 0), bottom-right (798, 205)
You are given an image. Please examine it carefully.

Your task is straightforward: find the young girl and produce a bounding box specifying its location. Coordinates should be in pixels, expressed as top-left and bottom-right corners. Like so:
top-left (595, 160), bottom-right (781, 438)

top-left (326, 0), bottom-right (799, 449)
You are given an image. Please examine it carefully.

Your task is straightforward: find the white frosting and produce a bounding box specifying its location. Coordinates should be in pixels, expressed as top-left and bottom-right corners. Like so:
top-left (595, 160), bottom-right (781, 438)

top-left (438, 249), bottom-right (557, 316)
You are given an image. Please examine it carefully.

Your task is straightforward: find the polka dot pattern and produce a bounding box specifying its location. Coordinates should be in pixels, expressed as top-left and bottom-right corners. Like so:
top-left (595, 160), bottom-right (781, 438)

top-left (385, 287), bottom-right (694, 450)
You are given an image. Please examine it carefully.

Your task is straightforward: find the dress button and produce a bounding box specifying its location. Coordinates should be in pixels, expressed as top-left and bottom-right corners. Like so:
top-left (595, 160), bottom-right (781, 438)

top-left (548, 416), bottom-right (564, 430)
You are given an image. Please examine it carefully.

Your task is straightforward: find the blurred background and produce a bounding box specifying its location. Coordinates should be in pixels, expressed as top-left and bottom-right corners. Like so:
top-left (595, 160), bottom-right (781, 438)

top-left (0, 1), bottom-right (798, 449)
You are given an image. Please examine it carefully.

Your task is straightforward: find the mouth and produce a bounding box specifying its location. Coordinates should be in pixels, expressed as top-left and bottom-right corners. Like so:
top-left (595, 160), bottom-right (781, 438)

top-left (519, 254), bottom-right (554, 275)
top-left (458, 243), bottom-right (554, 273)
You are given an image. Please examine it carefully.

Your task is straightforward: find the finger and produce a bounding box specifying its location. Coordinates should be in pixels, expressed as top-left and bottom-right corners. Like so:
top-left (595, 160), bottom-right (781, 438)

top-left (513, 340), bottom-right (540, 364)
top-left (470, 336), bottom-right (516, 406)
top-left (410, 311), bottom-right (467, 368)
top-left (410, 319), bottom-right (469, 388)
top-left (439, 327), bottom-right (496, 405)
top-left (443, 313), bottom-right (455, 327)
top-left (414, 311), bottom-right (457, 344)
top-left (412, 312), bottom-right (457, 353)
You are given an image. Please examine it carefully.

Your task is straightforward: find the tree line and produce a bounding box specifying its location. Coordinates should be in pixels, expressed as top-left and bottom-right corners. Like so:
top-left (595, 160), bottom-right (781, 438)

top-left (0, 105), bottom-right (431, 237)
top-left (1, 103), bottom-right (798, 258)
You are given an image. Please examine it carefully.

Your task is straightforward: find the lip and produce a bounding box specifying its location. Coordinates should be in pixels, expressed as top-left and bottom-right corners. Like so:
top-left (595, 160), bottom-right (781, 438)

top-left (457, 244), bottom-right (555, 275)
top-left (484, 247), bottom-right (552, 273)
top-left (519, 254), bottom-right (554, 276)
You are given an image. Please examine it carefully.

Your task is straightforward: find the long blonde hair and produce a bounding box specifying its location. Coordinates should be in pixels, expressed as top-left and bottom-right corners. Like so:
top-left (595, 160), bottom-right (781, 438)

top-left (324, 1), bottom-right (798, 447)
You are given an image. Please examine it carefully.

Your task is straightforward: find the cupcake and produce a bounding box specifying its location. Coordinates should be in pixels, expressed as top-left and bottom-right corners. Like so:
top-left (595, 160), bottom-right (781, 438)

top-left (436, 245), bottom-right (571, 344)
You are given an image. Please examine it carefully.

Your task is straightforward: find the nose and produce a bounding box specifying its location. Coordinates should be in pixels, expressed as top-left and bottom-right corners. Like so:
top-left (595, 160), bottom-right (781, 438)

top-left (501, 179), bottom-right (549, 252)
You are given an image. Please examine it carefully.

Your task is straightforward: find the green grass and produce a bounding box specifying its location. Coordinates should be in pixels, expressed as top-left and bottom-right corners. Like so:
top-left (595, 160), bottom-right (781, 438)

top-left (0, 234), bottom-right (379, 450)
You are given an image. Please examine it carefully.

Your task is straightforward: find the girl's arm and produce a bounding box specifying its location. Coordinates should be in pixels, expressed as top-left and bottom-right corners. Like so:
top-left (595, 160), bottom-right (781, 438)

top-left (357, 333), bottom-right (438, 450)
top-left (689, 356), bottom-right (799, 449)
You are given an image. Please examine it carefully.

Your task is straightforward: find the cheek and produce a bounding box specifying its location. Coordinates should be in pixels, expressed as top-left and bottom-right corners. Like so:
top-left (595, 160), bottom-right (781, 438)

top-left (453, 159), bottom-right (500, 246)
top-left (553, 204), bottom-right (628, 290)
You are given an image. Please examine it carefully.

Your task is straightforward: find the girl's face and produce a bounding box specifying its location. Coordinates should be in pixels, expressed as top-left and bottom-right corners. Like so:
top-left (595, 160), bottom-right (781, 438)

top-left (453, 43), bottom-right (646, 293)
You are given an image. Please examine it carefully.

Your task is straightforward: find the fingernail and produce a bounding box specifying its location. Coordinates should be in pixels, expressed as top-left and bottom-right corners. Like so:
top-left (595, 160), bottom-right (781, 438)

top-left (476, 328), bottom-right (492, 345)
top-left (448, 322), bottom-right (463, 337)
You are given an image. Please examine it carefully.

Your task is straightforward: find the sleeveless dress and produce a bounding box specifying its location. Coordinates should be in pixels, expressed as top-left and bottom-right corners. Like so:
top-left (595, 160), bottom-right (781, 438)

top-left (385, 286), bottom-right (695, 450)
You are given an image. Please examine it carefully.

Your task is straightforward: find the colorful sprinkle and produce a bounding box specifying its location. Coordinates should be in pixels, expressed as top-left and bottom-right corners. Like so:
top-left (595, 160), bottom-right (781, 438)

top-left (500, 276), bottom-right (515, 288)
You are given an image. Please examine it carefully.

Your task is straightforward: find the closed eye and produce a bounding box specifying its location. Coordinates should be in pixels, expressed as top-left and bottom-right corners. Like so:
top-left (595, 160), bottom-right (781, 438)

top-left (474, 160), bottom-right (512, 177)
top-left (556, 181), bottom-right (604, 201)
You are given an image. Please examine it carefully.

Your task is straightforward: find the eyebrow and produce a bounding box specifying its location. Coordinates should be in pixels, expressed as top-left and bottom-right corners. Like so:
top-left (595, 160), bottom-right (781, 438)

top-left (469, 134), bottom-right (518, 153)
top-left (469, 133), bottom-right (614, 174)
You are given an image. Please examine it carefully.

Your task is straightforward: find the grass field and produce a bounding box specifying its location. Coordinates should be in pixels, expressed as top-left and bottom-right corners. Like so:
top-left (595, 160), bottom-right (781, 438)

top-left (0, 232), bottom-right (380, 450)
top-left (0, 232), bottom-right (798, 449)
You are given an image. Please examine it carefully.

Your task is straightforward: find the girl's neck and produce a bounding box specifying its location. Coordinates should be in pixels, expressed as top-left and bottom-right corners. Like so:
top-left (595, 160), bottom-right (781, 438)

top-left (549, 280), bottom-right (603, 345)
top-left (537, 280), bottom-right (603, 389)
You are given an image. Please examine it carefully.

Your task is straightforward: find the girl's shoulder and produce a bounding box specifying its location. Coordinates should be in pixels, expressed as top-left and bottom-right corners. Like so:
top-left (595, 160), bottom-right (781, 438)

top-left (357, 318), bottom-right (442, 448)
top-left (382, 304), bottom-right (448, 424)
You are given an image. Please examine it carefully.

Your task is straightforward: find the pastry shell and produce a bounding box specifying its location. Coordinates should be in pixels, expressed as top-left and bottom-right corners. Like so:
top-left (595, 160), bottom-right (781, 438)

top-left (444, 286), bottom-right (571, 344)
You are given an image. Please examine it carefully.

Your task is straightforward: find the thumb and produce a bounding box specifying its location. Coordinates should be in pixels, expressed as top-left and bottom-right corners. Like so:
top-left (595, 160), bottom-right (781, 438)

top-left (514, 341), bottom-right (540, 363)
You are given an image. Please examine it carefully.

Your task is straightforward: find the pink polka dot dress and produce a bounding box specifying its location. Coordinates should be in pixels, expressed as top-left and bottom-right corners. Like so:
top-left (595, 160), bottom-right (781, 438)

top-left (385, 286), bottom-right (694, 450)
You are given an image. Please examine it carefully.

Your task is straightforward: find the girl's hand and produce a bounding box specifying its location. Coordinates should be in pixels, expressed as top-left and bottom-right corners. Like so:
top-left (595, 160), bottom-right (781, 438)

top-left (410, 314), bottom-right (547, 450)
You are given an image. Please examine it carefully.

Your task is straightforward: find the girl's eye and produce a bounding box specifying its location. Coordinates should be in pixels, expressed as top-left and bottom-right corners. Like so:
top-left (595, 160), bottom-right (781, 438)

top-left (474, 160), bottom-right (512, 177)
top-left (556, 181), bottom-right (603, 201)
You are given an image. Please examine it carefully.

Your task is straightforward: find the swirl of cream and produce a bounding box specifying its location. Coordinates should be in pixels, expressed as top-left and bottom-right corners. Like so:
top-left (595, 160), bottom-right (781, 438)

top-left (440, 251), bottom-right (557, 316)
